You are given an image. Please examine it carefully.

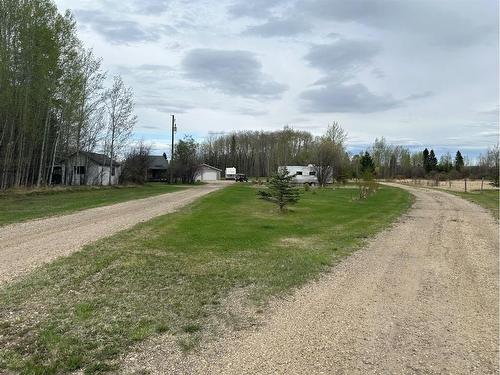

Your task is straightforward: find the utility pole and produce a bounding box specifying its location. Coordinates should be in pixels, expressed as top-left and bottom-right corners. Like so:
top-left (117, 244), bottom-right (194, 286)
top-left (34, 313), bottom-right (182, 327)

top-left (170, 115), bottom-right (176, 183)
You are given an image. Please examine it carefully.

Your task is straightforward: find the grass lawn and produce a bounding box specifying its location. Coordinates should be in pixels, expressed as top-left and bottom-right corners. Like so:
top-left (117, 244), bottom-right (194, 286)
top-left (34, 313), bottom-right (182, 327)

top-left (451, 189), bottom-right (499, 219)
top-left (0, 183), bottom-right (185, 226)
top-left (0, 184), bottom-right (413, 374)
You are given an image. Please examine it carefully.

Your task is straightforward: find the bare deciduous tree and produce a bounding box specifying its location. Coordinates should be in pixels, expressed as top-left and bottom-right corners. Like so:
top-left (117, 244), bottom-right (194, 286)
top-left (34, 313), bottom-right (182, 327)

top-left (104, 76), bottom-right (137, 185)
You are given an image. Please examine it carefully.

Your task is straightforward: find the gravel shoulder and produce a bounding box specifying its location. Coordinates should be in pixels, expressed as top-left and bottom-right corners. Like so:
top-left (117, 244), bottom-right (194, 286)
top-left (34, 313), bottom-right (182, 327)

top-left (122, 183), bottom-right (499, 374)
top-left (0, 183), bottom-right (226, 284)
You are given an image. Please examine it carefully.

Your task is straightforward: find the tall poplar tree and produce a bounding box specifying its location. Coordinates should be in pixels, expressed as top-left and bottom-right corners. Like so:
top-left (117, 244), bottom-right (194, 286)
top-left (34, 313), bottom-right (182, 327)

top-left (104, 76), bottom-right (137, 185)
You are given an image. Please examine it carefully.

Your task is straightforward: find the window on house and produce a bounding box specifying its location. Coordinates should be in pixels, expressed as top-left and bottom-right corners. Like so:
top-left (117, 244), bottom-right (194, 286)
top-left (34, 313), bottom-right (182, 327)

top-left (111, 166), bottom-right (116, 176)
top-left (296, 171), bottom-right (303, 175)
top-left (74, 166), bottom-right (86, 174)
top-left (309, 171), bottom-right (316, 176)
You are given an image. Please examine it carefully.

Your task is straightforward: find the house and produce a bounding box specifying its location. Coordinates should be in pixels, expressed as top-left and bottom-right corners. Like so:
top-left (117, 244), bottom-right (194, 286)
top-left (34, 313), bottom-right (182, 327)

top-left (147, 155), bottom-right (168, 181)
top-left (279, 165), bottom-right (319, 185)
top-left (195, 164), bottom-right (222, 181)
top-left (58, 151), bottom-right (121, 186)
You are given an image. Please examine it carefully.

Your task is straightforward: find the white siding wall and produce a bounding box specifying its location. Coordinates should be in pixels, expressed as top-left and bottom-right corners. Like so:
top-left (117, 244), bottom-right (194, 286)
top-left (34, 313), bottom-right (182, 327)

top-left (195, 167), bottom-right (220, 181)
top-left (65, 154), bottom-right (121, 186)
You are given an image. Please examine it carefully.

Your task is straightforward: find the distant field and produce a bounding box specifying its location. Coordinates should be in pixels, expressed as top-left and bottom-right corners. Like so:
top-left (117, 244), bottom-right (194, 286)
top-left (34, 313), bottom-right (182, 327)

top-left (0, 184), bottom-right (185, 226)
top-left (0, 184), bottom-right (413, 374)
top-left (394, 178), bottom-right (498, 192)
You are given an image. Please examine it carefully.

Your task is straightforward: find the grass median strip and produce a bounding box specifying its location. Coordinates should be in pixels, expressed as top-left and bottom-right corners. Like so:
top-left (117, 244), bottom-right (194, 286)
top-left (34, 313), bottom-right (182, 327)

top-left (0, 183), bottom-right (185, 226)
top-left (0, 184), bottom-right (413, 374)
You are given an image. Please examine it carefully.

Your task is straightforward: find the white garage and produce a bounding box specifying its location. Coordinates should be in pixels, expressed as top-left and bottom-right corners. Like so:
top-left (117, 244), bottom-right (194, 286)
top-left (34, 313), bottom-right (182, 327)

top-left (195, 164), bottom-right (221, 181)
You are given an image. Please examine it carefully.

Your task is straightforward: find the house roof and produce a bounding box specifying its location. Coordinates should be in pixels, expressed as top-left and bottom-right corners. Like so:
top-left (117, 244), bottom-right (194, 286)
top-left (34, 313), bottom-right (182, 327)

top-left (69, 151), bottom-right (121, 166)
top-left (147, 155), bottom-right (168, 169)
top-left (199, 163), bottom-right (222, 172)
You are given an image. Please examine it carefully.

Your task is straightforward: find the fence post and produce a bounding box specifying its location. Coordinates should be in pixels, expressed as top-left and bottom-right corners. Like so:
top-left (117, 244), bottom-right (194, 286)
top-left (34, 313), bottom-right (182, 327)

top-left (481, 177), bottom-right (484, 192)
top-left (464, 178), bottom-right (467, 193)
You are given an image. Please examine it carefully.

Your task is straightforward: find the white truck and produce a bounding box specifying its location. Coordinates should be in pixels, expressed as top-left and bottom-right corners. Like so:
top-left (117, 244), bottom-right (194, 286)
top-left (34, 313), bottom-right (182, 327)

top-left (225, 167), bottom-right (237, 180)
top-left (279, 165), bottom-right (318, 185)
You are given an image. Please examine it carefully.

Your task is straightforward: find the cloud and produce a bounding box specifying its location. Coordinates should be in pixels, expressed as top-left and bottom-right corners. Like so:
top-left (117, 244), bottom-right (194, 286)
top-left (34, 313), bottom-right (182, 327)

top-left (227, 0), bottom-right (288, 18)
top-left (133, 0), bottom-right (170, 14)
top-left (236, 107), bottom-right (268, 116)
top-left (304, 39), bottom-right (381, 75)
top-left (114, 64), bottom-right (174, 83)
top-left (300, 0), bottom-right (497, 47)
top-left (405, 91), bottom-right (434, 101)
top-left (243, 17), bottom-right (311, 37)
top-left (300, 38), bottom-right (395, 114)
top-left (75, 9), bottom-right (175, 44)
top-left (182, 48), bottom-right (288, 99)
top-left (135, 96), bottom-right (196, 114)
top-left (300, 82), bottom-right (401, 113)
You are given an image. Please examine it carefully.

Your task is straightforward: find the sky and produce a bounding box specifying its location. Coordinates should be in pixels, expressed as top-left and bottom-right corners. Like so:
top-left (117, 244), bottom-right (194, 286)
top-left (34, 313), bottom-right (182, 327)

top-left (54, 0), bottom-right (499, 158)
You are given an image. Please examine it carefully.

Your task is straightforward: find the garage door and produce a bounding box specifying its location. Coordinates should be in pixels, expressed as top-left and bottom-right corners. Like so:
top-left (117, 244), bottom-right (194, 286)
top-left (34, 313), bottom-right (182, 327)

top-left (203, 170), bottom-right (218, 181)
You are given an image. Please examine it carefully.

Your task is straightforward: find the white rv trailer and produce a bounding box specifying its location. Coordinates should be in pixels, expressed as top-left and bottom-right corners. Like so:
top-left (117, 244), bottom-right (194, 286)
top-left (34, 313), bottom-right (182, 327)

top-left (278, 165), bottom-right (318, 185)
top-left (225, 167), bottom-right (237, 180)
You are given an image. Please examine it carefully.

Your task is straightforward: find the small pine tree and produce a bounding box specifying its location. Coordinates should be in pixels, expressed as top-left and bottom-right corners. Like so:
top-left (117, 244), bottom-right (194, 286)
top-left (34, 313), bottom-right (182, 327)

top-left (258, 168), bottom-right (300, 212)
top-left (455, 150), bottom-right (464, 171)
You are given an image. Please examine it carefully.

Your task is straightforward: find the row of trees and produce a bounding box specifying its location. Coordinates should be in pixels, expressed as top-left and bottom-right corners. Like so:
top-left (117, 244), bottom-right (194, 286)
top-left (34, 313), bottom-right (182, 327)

top-left (359, 137), bottom-right (498, 184)
top-left (198, 128), bottom-right (498, 183)
top-left (200, 126), bottom-right (315, 178)
top-left (0, 0), bottom-right (136, 189)
top-left (122, 127), bottom-right (498, 186)
top-left (161, 126), bottom-right (498, 185)
top-left (198, 123), bottom-right (350, 186)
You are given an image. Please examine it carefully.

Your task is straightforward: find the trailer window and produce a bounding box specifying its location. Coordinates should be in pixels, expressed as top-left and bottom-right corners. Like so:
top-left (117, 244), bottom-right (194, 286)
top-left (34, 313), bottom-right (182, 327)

top-left (309, 171), bottom-right (316, 176)
top-left (295, 171), bottom-right (303, 175)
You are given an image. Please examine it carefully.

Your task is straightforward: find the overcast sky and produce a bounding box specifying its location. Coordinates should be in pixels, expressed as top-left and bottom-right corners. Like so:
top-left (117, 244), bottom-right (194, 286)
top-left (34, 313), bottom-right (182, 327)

top-left (54, 0), bottom-right (499, 157)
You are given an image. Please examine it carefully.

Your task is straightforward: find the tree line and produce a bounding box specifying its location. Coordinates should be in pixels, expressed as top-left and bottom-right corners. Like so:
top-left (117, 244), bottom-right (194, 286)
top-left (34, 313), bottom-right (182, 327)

top-left (0, 0), bottom-right (136, 190)
top-left (166, 128), bottom-right (498, 185)
top-left (356, 138), bottom-right (499, 185)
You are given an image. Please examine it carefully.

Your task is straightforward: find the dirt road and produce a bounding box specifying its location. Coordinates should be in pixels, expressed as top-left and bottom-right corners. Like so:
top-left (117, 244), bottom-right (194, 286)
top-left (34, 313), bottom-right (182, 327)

top-left (123, 184), bottom-right (499, 374)
top-left (0, 183), bottom-right (225, 284)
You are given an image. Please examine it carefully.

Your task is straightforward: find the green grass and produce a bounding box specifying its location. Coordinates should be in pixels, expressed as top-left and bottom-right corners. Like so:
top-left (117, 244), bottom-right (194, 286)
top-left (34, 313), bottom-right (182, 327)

top-left (0, 183), bottom-right (185, 226)
top-left (0, 184), bottom-right (413, 374)
top-left (451, 189), bottom-right (499, 219)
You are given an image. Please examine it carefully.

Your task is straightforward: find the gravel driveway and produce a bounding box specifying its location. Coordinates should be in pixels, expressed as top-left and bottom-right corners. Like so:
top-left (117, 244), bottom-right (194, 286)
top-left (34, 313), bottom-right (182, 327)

top-left (0, 183), bottom-right (225, 284)
top-left (122, 184), bottom-right (499, 374)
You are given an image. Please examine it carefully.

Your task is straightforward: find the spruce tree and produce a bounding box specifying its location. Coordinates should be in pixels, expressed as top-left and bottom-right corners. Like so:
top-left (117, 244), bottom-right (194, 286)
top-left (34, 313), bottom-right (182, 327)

top-left (423, 148), bottom-right (430, 172)
top-left (455, 150), bottom-right (464, 171)
top-left (428, 149), bottom-right (438, 171)
top-left (359, 151), bottom-right (375, 174)
top-left (258, 168), bottom-right (300, 212)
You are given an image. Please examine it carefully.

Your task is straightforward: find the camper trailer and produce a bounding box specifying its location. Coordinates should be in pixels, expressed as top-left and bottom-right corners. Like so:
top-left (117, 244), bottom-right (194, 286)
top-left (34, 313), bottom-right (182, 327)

top-left (279, 165), bottom-right (318, 185)
top-left (225, 167), bottom-right (237, 180)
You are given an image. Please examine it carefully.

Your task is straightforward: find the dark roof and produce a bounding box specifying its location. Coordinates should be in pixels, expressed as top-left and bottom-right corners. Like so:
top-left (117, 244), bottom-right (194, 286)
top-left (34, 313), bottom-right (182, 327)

top-left (147, 155), bottom-right (168, 169)
top-left (69, 151), bottom-right (121, 166)
top-left (199, 163), bottom-right (222, 172)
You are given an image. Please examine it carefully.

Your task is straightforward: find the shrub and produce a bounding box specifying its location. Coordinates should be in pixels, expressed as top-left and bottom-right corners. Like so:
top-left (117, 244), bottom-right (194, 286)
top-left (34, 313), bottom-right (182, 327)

top-left (358, 171), bottom-right (378, 199)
